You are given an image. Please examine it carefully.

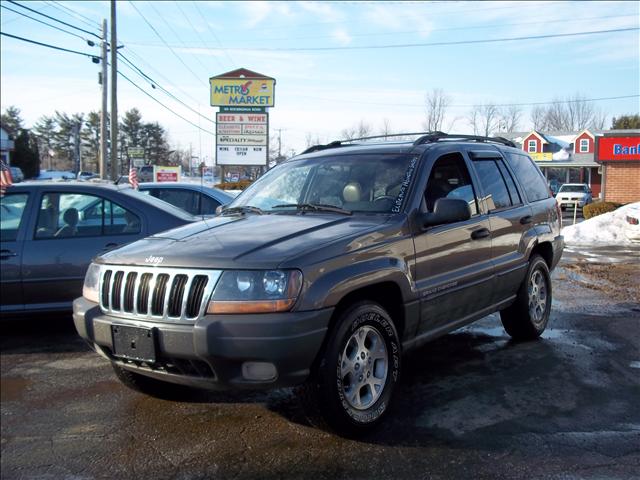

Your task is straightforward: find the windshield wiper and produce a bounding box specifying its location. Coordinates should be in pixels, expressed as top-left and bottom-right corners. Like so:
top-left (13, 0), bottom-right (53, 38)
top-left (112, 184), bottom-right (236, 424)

top-left (271, 203), bottom-right (352, 215)
top-left (221, 205), bottom-right (264, 216)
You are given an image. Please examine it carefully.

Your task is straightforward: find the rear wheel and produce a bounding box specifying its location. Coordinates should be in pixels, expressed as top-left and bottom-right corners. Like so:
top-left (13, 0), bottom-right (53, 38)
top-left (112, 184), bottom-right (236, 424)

top-left (298, 301), bottom-right (401, 436)
top-left (500, 254), bottom-right (551, 340)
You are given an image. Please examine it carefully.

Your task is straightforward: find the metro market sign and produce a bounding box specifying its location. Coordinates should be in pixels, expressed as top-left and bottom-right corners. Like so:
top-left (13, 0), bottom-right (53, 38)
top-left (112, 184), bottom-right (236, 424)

top-left (210, 68), bottom-right (275, 107)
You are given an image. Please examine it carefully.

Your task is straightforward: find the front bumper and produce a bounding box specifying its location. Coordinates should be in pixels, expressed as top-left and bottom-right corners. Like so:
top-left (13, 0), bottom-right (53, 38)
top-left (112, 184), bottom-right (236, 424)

top-left (558, 199), bottom-right (587, 208)
top-left (73, 297), bottom-right (333, 390)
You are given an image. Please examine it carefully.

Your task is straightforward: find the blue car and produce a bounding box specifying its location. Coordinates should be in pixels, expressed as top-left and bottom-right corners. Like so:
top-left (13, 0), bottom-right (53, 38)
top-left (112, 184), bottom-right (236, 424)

top-left (138, 182), bottom-right (233, 216)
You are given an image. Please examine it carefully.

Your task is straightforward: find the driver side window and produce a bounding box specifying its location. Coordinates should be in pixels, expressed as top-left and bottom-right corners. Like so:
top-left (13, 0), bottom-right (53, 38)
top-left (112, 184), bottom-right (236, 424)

top-left (424, 153), bottom-right (478, 216)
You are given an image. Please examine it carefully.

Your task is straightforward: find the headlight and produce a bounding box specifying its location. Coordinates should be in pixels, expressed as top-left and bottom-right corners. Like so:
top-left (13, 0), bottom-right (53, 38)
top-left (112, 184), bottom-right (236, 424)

top-left (207, 270), bottom-right (303, 314)
top-left (82, 263), bottom-right (101, 304)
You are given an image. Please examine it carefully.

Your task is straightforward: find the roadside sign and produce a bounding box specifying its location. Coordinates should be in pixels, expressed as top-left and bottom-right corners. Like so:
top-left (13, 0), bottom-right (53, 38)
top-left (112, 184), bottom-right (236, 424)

top-left (128, 147), bottom-right (145, 167)
top-left (210, 68), bottom-right (275, 107)
top-left (216, 112), bottom-right (268, 166)
top-left (153, 166), bottom-right (181, 182)
top-left (530, 152), bottom-right (553, 161)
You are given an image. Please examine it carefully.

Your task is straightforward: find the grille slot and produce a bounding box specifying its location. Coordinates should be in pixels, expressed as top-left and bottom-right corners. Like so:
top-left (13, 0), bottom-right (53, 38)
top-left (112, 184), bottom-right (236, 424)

top-left (98, 266), bottom-right (220, 323)
top-left (151, 274), bottom-right (170, 316)
top-left (123, 272), bottom-right (137, 312)
top-left (111, 271), bottom-right (124, 310)
top-left (101, 270), bottom-right (112, 309)
top-left (137, 273), bottom-right (152, 314)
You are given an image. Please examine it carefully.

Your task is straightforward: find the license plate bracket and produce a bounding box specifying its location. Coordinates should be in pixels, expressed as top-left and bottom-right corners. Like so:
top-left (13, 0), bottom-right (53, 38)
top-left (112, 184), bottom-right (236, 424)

top-left (112, 325), bottom-right (156, 363)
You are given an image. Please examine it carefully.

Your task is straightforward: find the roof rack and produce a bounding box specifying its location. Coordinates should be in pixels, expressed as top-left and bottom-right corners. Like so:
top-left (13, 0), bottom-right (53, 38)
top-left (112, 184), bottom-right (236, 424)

top-left (300, 132), bottom-right (440, 155)
top-left (413, 132), bottom-right (516, 148)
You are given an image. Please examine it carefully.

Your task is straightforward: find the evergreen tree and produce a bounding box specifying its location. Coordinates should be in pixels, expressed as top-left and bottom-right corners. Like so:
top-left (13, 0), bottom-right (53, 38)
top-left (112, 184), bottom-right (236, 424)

top-left (1, 106), bottom-right (24, 138)
top-left (13, 129), bottom-right (40, 178)
top-left (611, 115), bottom-right (640, 129)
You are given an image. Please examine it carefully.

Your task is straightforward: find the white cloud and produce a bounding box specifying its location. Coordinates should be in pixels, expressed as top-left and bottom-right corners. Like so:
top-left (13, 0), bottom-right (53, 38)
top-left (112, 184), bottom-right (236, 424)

top-left (331, 28), bottom-right (352, 46)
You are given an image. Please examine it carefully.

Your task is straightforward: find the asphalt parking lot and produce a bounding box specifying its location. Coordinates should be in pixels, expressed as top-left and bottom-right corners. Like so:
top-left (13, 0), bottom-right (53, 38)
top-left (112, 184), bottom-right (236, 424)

top-left (2, 260), bottom-right (639, 480)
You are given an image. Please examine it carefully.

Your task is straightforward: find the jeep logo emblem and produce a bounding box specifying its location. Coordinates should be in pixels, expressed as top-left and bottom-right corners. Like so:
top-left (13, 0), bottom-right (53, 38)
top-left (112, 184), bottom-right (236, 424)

top-left (144, 255), bottom-right (164, 264)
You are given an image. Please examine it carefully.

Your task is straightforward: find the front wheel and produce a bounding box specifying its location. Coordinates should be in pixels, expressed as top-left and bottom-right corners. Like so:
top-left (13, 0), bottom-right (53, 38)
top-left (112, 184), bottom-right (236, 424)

top-left (298, 301), bottom-right (401, 436)
top-left (500, 254), bottom-right (552, 341)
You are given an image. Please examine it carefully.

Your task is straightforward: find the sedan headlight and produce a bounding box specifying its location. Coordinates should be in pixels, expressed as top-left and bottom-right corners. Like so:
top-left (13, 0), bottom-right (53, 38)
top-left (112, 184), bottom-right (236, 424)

top-left (82, 263), bottom-right (101, 304)
top-left (207, 270), bottom-right (303, 314)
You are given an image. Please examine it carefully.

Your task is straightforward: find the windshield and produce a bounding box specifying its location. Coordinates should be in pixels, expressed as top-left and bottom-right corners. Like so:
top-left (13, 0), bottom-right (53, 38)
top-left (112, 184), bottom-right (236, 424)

top-left (559, 185), bottom-right (587, 193)
top-left (229, 153), bottom-right (419, 214)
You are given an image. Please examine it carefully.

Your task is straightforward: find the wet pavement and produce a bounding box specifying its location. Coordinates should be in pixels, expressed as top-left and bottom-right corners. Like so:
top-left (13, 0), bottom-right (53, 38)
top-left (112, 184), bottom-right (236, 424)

top-left (2, 260), bottom-right (639, 479)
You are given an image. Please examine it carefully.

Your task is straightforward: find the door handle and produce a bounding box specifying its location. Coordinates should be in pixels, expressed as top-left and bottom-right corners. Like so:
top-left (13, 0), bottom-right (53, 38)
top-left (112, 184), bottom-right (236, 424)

top-left (470, 228), bottom-right (490, 240)
top-left (0, 250), bottom-right (18, 259)
top-left (520, 215), bottom-right (533, 225)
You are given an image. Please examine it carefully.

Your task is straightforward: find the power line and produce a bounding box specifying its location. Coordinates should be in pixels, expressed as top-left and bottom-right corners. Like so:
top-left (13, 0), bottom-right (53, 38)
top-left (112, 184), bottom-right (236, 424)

top-left (118, 52), bottom-right (215, 125)
top-left (173, 0), bottom-right (225, 71)
top-left (1, 31), bottom-right (97, 58)
top-left (294, 94), bottom-right (640, 109)
top-left (6, 0), bottom-right (101, 39)
top-left (191, 0), bottom-right (236, 68)
top-left (194, 27), bottom-right (639, 52)
top-left (147, 1), bottom-right (211, 78)
top-left (127, 0), bottom-right (207, 88)
top-left (118, 70), bottom-right (215, 136)
top-left (1, 4), bottom-right (94, 44)
top-left (44, 1), bottom-right (101, 29)
top-left (123, 47), bottom-right (203, 105)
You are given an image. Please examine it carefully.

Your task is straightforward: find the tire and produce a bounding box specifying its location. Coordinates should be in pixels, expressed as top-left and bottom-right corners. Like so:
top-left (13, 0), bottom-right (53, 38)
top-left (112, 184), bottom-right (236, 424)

top-left (500, 254), bottom-right (552, 341)
top-left (111, 363), bottom-right (191, 398)
top-left (297, 301), bottom-right (401, 437)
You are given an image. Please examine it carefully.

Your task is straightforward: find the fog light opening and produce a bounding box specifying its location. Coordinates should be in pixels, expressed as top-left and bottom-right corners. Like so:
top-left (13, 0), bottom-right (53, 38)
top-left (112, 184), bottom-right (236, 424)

top-left (242, 362), bottom-right (277, 381)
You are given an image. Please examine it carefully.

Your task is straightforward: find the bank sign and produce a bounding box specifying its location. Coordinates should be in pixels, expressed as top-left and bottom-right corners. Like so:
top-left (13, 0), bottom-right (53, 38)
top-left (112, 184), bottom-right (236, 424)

top-left (597, 135), bottom-right (640, 161)
top-left (210, 78), bottom-right (275, 107)
top-left (216, 112), bottom-right (268, 166)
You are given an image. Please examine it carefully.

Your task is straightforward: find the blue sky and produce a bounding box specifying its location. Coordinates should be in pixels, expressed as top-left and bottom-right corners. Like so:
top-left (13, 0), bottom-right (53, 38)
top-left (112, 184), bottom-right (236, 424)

top-left (1, 1), bottom-right (639, 165)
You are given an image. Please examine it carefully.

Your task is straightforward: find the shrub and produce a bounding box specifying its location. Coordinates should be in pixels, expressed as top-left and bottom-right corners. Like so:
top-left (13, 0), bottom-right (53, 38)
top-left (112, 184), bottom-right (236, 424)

top-left (583, 201), bottom-right (622, 219)
top-left (214, 180), bottom-right (253, 191)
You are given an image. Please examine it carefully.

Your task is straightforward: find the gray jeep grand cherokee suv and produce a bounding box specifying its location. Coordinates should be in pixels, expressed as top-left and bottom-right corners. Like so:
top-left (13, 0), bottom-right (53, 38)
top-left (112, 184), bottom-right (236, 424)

top-left (74, 133), bottom-right (563, 435)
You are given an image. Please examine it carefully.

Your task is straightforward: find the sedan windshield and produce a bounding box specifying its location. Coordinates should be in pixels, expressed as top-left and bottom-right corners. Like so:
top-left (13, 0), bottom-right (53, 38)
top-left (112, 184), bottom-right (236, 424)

top-left (228, 153), bottom-right (419, 213)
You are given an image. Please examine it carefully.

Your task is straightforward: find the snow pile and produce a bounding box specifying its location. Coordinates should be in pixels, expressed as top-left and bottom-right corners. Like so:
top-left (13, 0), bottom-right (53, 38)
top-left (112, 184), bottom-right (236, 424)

top-left (562, 202), bottom-right (639, 245)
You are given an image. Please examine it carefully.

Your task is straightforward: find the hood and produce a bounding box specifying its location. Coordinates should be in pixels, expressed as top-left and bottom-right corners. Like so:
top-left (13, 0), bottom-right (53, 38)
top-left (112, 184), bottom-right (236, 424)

top-left (98, 213), bottom-right (390, 269)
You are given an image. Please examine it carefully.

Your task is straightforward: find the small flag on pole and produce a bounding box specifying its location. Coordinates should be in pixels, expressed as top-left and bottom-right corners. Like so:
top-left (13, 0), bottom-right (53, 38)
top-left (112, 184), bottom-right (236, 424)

top-left (128, 162), bottom-right (139, 190)
top-left (0, 158), bottom-right (13, 197)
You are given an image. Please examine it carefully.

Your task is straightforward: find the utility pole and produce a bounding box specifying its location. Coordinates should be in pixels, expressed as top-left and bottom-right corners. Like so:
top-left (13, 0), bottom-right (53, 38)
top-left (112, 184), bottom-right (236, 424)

top-left (277, 128), bottom-right (282, 158)
top-left (109, 0), bottom-right (118, 180)
top-left (73, 122), bottom-right (81, 174)
top-left (99, 18), bottom-right (108, 179)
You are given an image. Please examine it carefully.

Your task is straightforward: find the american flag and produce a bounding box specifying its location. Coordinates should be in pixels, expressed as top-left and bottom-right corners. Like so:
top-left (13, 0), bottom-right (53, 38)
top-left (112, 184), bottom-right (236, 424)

top-left (0, 158), bottom-right (13, 197)
top-left (128, 163), bottom-right (139, 190)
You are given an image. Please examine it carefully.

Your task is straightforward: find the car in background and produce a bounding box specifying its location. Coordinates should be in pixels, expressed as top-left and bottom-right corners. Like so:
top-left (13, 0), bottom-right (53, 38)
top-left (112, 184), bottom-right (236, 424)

top-left (624, 203), bottom-right (640, 243)
top-left (37, 170), bottom-right (76, 180)
top-left (556, 183), bottom-right (592, 210)
top-left (138, 165), bottom-right (154, 183)
top-left (9, 167), bottom-right (24, 183)
top-left (0, 182), bottom-right (197, 317)
top-left (138, 182), bottom-right (233, 216)
top-left (77, 171), bottom-right (99, 181)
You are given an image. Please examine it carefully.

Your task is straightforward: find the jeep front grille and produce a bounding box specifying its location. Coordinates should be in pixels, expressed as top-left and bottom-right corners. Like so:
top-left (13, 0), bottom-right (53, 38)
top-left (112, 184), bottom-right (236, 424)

top-left (99, 266), bottom-right (221, 323)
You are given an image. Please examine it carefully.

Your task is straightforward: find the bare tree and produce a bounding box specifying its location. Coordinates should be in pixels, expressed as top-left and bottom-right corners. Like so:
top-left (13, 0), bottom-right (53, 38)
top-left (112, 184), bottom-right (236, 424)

top-left (423, 88), bottom-right (450, 132)
top-left (468, 103), bottom-right (500, 137)
top-left (305, 132), bottom-right (323, 148)
top-left (530, 106), bottom-right (547, 131)
top-left (341, 119), bottom-right (373, 140)
top-left (499, 105), bottom-right (522, 133)
top-left (529, 93), bottom-right (606, 132)
top-left (379, 118), bottom-right (393, 139)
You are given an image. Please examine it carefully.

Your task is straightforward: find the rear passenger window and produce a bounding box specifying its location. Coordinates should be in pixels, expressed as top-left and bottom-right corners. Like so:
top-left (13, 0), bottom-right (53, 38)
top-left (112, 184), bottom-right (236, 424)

top-left (473, 160), bottom-right (512, 210)
top-left (425, 153), bottom-right (478, 216)
top-left (507, 153), bottom-right (550, 202)
top-left (496, 161), bottom-right (522, 206)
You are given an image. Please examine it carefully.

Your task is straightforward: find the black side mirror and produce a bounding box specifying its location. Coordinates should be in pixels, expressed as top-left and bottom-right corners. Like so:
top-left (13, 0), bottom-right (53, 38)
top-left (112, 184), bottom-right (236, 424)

top-left (422, 198), bottom-right (471, 228)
